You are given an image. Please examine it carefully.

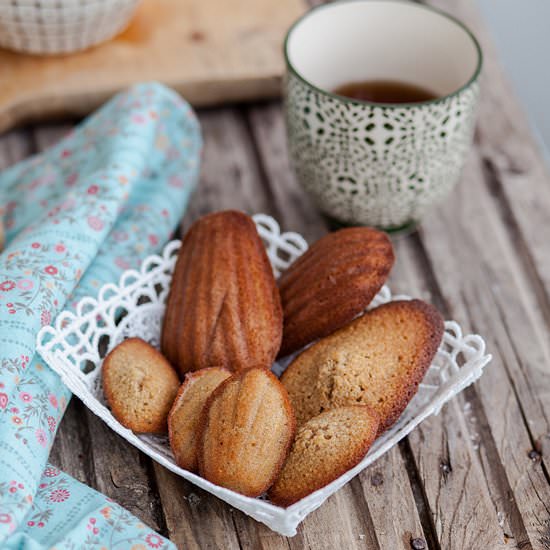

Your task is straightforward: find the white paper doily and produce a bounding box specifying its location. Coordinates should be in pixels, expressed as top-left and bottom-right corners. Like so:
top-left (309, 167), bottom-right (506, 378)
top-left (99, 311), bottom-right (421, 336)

top-left (37, 213), bottom-right (491, 537)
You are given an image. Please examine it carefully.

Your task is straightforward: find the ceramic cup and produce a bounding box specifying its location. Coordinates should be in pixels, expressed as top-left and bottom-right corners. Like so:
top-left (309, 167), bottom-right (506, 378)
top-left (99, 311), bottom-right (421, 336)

top-left (283, 0), bottom-right (482, 231)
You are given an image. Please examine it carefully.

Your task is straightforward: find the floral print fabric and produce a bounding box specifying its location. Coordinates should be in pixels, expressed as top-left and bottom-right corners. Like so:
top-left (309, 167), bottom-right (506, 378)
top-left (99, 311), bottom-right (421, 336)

top-left (2, 466), bottom-right (171, 549)
top-left (0, 83), bottom-right (202, 548)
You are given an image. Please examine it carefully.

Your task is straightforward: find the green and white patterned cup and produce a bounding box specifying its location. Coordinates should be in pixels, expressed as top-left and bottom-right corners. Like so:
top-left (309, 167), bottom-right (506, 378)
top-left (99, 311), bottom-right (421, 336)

top-left (283, 0), bottom-right (482, 231)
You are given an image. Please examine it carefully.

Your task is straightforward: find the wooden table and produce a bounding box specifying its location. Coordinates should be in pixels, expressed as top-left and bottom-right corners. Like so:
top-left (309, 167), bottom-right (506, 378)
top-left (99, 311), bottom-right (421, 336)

top-left (1, 1), bottom-right (549, 548)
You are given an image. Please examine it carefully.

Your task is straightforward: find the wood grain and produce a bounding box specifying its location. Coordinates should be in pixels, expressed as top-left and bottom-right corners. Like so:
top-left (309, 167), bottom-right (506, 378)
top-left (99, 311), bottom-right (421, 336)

top-left (389, 239), bottom-right (509, 550)
top-left (428, 0), bottom-right (550, 477)
top-left (414, 151), bottom-right (550, 549)
top-left (0, 0), bottom-right (305, 133)
top-left (153, 467), bottom-right (243, 550)
top-left (0, 127), bottom-right (34, 170)
top-left (353, 448), bottom-right (426, 549)
top-left (246, 104), bottom-right (329, 243)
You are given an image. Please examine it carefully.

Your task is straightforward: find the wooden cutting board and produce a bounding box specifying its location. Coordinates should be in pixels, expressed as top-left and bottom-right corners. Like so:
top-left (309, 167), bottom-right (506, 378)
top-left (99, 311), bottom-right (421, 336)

top-left (0, 0), bottom-right (306, 132)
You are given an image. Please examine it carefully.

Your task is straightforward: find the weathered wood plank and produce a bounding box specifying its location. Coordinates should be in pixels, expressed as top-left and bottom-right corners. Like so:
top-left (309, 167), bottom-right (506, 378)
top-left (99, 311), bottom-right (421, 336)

top-left (48, 399), bottom-right (95, 487)
top-left (389, 238), bottom-right (509, 550)
top-left (231, 512), bottom-right (293, 550)
top-left (290, 487), bottom-right (380, 550)
top-left (0, 127), bottom-right (34, 171)
top-left (85, 411), bottom-right (167, 533)
top-left (29, 124), bottom-right (72, 151)
top-left (429, 0), bottom-right (550, 312)
top-left (394, 238), bottom-right (529, 548)
top-left (427, 0), bottom-right (550, 486)
top-left (353, 448), bottom-right (427, 549)
top-left (408, 151), bottom-right (550, 548)
top-left (246, 103), bottom-right (329, 243)
top-left (153, 466), bottom-right (243, 550)
top-left (180, 107), bottom-right (275, 234)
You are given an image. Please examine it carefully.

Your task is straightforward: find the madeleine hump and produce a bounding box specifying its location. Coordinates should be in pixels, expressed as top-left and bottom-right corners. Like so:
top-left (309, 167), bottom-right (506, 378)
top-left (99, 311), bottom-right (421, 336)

top-left (198, 368), bottom-right (296, 497)
top-left (278, 227), bottom-right (394, 356)
top-left (168, 367), bottom-right (232, 472)
top-left (281, 300), bottom-right (444, 433)
top-left (269, 406), bottom-right (379, 506)
top-left (161, 210), bottom-right (283, 375)
top-left (102, 338), bottom-right (180, 434)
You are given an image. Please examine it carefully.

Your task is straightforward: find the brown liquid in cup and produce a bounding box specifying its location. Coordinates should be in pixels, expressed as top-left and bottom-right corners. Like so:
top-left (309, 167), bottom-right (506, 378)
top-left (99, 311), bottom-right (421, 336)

top-left (333, 80), bottom-right (438, 103)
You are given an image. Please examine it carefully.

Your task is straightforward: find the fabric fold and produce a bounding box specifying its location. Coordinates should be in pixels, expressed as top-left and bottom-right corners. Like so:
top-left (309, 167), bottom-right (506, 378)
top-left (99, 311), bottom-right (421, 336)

top-left (4, 464), bottom-right (171, 549)
top-left (0, 82), bottom-right (202, 548)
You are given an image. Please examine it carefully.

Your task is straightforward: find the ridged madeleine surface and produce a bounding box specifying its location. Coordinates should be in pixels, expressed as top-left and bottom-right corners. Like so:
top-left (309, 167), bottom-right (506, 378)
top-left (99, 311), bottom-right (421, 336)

top-left (198, 368), bottom-right (295, 497)
top-left (168, 367), bottom-right (232, 472)
top-left (161, 210), bottom-right (282, 375)
top-left (281, 300), bottom-right (444, 433)
top-left (278, 227), bottom-right (394, 356)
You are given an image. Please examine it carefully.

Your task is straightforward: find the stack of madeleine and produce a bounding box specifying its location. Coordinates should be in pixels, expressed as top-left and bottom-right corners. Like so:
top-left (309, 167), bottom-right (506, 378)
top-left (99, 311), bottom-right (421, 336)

top-left (102, 210), bottom-right (443, 506)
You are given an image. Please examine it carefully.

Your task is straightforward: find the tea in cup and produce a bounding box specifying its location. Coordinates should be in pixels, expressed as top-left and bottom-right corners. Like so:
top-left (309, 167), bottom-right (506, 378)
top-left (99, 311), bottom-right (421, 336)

top-left (284, 0), bottom-right (482, 230)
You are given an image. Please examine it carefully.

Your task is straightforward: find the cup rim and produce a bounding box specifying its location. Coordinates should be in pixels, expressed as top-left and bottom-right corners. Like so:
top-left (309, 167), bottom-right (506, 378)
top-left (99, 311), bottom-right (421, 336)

top-left (283, 0), bottom-right (483, 108)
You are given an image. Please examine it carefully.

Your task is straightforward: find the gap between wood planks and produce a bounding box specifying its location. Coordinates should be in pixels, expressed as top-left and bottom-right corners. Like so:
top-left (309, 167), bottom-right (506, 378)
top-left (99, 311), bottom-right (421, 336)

top-left (399, 438), bottom-right (442, 550)
top-left (482, 156), bottom-right (550, 373)
top-left (402, 230), bottom-right (532, 547)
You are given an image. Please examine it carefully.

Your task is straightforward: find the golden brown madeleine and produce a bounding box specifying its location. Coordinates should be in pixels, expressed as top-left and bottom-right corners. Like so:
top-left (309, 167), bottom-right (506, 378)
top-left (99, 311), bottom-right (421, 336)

top-left (281, 300), bottom-right (444, 433)
top-left (168, 367), bottom-right (231, 472)
top-left (278, 227), bottom-right (394, 356)
top-left (268, 406), bottom-right (379, 507)
top-left (102, 338), bottom-right (180, 434)
top-left (197, 368), bottom-right (295, 497)
top-left (161, 210), bottom-right (282, 375)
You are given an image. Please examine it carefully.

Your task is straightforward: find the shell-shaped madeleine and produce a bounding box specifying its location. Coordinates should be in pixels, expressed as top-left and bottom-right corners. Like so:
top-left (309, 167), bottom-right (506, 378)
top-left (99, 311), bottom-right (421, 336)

top-left (161, 210), bottom-right (282, 375)
top-left (268, 406), bottom-right (379, 507)
top-left (278, 227), bottom-right (394, 356)
top-left (102, 338), bottom-right (180, 434)
top-left (168, 367), bottom-right (232, 472)
top-left (198, 368), bottom-right (295, 497)
top-left (281, 299), bottom-right (444, 433)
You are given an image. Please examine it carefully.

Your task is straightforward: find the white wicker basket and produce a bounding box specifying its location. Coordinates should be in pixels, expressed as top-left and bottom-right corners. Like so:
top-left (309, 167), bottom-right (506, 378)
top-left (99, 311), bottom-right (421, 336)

top-left (0, 0), bottom-right (141, 54)
top-left (37, 214), bottom-right (492, 536)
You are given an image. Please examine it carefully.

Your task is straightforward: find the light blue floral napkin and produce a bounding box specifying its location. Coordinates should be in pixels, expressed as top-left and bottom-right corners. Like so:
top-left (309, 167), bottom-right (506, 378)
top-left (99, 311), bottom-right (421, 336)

top-left (0, 82), bottom-right (202, 549)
